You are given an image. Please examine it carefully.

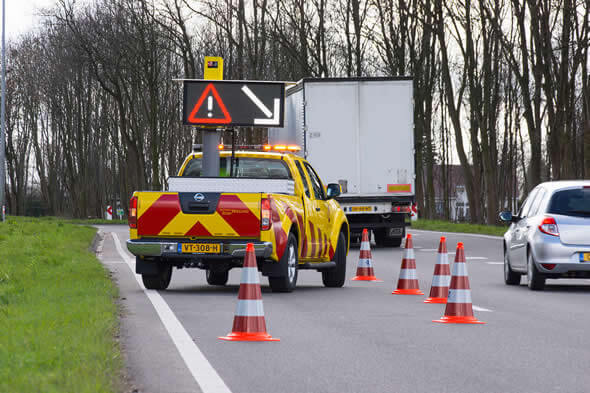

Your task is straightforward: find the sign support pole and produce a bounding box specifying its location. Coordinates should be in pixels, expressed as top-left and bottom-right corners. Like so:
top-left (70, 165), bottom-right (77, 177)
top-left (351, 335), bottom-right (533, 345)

top-left (200, 56), bottom-right (223, 177)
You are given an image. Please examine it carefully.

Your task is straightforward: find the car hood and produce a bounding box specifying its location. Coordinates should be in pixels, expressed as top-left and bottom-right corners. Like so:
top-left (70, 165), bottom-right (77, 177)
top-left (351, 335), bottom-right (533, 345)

top-left (554, 215), bottom-right (590, 245)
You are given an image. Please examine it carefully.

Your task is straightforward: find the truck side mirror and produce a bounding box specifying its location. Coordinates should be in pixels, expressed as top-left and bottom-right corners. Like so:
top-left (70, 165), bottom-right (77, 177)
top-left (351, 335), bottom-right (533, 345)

top-left (326, 183), bottom-right (341, 199)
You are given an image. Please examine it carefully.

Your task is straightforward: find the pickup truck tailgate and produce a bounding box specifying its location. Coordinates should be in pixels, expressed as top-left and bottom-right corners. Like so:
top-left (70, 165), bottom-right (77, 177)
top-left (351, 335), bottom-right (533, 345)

top-left (136, 192), bottom-right (261, 238)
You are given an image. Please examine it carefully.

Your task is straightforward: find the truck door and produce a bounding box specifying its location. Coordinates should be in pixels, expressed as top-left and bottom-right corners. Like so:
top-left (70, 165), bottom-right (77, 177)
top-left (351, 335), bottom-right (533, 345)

top-left (302, 161), bottom-right (333, 261)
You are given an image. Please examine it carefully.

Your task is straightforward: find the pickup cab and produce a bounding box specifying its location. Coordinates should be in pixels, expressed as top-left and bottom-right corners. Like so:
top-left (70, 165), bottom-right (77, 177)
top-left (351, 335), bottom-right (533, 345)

top-left (126, 149), bottom-right (349, 292)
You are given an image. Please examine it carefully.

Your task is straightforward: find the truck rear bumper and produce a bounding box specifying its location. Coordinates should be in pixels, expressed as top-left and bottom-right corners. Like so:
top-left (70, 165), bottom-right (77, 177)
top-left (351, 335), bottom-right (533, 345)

top-left (126, 240), bottom-right (273, 259)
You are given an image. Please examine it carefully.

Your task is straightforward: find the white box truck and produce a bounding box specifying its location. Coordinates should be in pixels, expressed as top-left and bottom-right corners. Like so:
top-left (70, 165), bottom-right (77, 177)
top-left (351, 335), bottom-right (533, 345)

top-left (269, 77), bottom-right (415, 247)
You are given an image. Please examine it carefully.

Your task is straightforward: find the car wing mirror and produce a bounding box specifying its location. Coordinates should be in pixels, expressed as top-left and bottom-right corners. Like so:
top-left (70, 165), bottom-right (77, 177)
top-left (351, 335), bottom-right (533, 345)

top-left (326, 183), bottom-right (341, 199)
top-left (499, 210), bottom-right (513, 222)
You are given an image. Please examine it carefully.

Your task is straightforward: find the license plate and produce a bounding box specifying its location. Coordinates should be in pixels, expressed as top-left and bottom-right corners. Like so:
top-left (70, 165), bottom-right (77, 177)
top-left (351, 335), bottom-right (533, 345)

top-left (580, 252), bottom-right (590, 262)
top-left (350, 206), bottom-right (372, 212)
top-left (180, 243), bottom-right (221, 254)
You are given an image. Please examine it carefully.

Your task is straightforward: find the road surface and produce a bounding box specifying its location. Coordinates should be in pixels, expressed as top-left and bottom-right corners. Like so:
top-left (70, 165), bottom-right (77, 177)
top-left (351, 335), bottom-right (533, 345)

top-left (96, 225), bottom-right (590, 393)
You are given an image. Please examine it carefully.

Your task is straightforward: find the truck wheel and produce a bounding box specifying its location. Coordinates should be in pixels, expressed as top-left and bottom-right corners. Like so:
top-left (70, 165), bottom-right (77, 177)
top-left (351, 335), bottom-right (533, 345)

top-left (142, 263), bottom-right (172, 290)
top-left (322, 232), bottom-right (347, 287)
top-left (374, 229), bottom-right (403, 248)
top-left (269, 233), bottom-right (298, 293)
top-left (206, 270), bottom-right (229, 286)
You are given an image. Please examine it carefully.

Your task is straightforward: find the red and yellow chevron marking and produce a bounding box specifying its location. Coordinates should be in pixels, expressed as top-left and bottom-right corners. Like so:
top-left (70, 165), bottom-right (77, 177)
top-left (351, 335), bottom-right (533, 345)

top-left (135, 192), bottom-right (261, 238)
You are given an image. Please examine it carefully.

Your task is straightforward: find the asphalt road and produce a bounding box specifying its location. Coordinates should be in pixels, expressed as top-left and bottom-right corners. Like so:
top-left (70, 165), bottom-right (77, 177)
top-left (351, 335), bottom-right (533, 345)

top-left (97, 225), bottom-right (590, 393)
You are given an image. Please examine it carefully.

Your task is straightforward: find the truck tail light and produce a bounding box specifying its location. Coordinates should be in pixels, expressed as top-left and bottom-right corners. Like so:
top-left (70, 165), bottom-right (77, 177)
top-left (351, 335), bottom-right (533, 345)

top-left (392, 205), bottom-right (411, 213)
top-left (539, 216), bottom-right (559, 237)
top-left (129, 196), bottom-right (138, 229)
top-left (261, 197), bottom-right (271, 230)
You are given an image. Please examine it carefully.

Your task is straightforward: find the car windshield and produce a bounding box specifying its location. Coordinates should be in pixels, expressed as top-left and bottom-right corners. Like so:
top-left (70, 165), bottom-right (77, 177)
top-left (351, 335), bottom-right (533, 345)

top-left (547, 188), bottom-right (590, 217)
top-left (181, 157), bottom-right (291, 179)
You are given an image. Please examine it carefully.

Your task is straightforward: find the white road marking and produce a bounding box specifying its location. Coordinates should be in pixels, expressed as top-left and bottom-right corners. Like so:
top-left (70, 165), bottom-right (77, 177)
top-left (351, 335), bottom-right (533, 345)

top-left (112, 233), bottom-right (232, 393)
top-left (418, 249), bottom-right (438, 252)
top-left (486, 262), bottom-right (504, 265)
top-left (409, 229), bottom-right (502, 240)
top-left (472, 305), bottom-right (493, 312)
top-left (466, 257), bottom-right (488, 260)
top-left (101, 260), bottom-right (128, 264)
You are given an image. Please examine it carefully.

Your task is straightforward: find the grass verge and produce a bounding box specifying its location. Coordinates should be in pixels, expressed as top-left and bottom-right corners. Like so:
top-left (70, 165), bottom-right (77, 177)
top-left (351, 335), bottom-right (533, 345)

top-left (0, 217), bottom-right (121, 393)
top-left (35, 216), bottom-right (127, 225)
top-left (410, 218), bottom-right (507, 237)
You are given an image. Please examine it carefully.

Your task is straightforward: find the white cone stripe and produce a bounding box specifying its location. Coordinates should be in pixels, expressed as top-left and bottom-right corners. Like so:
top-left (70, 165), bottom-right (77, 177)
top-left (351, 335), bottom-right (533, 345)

top-left (436, 253), bottom-right (449, 265)
top-left (431, 275), bottom-right (451, 287)
top-left (451, 262), bottom-right (468, 277)
top-left (399, 268), bottom-right (417, 280)
top-left (235, 299), bottom-right (265, 317)
top-left (360, 242), bottom-right (371, 251)
top-left (447, 289), bottom-right (472, 304)
top-left (357, 258), bottom-right (373, 268)
top-left (240, 267), bottom-right (260, 284)
top-left (404, 248), bottom-right (415, 259)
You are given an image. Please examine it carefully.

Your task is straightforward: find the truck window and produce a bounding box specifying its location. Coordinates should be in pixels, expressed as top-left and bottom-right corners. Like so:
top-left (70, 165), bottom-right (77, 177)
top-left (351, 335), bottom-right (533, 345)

top-left (182, 157), bottom-right (292, 179)
top-left (303, 162), bottom-right (326, 200)
top-left (295, 161), bottom-right (311, 198)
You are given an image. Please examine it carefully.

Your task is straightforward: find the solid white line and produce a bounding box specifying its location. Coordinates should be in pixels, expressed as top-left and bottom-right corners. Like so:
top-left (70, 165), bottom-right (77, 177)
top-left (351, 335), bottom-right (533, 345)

top-left (112, 233), bottom-right (232, 393)
top-left (466, 257), bottom-right (488, 260)
top-left (486, 262), bottom-right (504, 265)
top-left (409, 228), bottom-right (503, 240)
top-left (418, 248), bottom-right (438, 252)
top-left (472, 305), bottom-right (493, 312)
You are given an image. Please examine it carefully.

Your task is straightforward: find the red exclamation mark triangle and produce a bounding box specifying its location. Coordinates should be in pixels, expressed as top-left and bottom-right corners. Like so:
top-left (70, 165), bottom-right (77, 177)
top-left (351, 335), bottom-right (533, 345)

top-left (188, 83), bottom-right (232, 124)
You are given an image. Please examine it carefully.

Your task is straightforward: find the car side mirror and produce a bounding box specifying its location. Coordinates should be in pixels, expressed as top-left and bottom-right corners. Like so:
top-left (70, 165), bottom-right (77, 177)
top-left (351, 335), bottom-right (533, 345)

top-left (499, 210), bottom-right (520, 223)
top-left (499, 211), bottom-right (512, 222)
top-left (326, 183), bottom-right (341, 199)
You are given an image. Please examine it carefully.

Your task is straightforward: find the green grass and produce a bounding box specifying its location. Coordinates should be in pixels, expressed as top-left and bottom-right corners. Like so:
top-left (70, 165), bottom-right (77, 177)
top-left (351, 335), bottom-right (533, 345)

top-left (411, 218), bottom-right (507, 237)
top-left (34, 216), bottom-right (127, 225)
top-left (0, 217), bottom-right (122, 393)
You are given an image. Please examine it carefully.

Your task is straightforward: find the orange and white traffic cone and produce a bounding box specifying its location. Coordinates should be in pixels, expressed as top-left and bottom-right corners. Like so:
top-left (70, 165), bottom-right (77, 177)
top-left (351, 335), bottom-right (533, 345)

top-left (351, 229), bottom-right (382, 281)
top-left (392, 234), bottom-right (424, 295)
top-left (433, 242), bottom-right (485, 324)
top-left (424, 236), bottom-right (451, 303)
top-left (219, 243), bottom-right (280, 341)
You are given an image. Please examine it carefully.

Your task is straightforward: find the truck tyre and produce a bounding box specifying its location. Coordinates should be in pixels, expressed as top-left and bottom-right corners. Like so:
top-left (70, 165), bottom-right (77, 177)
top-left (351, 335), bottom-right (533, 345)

top-left (206, 270), bottom-right (229, 286)
top-left (269, 233), bottom-right (298, 293)
top-left (322, 232), bottom-right (347, 288)
top-left (142, 262), bottom-right (172, 290)
top-left (374, 228), bottom-right (403, 248)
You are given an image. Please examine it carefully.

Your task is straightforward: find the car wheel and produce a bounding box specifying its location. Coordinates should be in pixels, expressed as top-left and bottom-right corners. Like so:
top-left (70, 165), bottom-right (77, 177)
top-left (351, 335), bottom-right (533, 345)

top-left (504, 249), bottom-right (521, 285)
top-left (142, 263), bottom-right (172, 290)
top-left (269, 233), bottom-right (298, 293)
top-left (322, 232), bottom-right (347, 287)
top-left (206, 270), bottom-right (229, 286)
top-left (527, 252), bottom-right (545, 290)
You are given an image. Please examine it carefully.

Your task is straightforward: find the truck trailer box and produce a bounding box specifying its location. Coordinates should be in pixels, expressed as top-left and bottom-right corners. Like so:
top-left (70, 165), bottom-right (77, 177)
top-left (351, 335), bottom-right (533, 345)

top-left (269, 77), bottom-right (415, 247)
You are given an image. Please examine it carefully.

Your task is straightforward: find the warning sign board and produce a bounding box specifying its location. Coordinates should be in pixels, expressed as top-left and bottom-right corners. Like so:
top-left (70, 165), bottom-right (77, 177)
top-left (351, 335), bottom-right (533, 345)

top-left (183, 81), bottom-right (285, 127)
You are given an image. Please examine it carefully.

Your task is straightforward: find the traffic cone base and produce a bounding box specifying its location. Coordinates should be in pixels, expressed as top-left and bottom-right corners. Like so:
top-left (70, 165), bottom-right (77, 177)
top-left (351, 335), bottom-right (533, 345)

top-left (424, 297), bottom-right (447, 304)
top-left (392, 288), bottom-right (424, 295)
top-left (352, 275), bottom-right (383, 282)
top-left (433, 315), bottom-right (485, 324)
top-left (218, 332), bottom-right (280, 341)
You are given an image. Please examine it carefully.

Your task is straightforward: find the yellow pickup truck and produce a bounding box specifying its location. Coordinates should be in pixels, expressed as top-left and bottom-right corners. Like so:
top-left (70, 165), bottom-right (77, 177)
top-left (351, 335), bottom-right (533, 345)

top-left (126, 148), bottom-right (349, 292)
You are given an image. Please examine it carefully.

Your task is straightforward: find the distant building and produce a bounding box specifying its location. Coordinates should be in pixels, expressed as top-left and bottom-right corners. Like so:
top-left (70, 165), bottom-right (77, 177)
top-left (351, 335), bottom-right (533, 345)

top-left (432, 165), bottom-right (470, 221)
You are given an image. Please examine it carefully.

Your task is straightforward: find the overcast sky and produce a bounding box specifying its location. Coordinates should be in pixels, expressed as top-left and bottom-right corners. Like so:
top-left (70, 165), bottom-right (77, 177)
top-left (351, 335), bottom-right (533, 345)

top-left (2, 0), bottom-right (56, 39)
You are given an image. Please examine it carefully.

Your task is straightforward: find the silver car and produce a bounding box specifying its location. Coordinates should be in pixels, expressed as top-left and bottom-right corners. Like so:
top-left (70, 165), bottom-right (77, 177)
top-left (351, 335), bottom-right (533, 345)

top-left (500, 181), bottom-right (590, 290)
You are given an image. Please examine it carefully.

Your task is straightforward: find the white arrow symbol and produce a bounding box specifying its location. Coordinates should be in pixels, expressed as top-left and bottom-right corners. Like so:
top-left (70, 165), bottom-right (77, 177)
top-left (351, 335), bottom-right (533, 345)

top-left (241, 85), bottom-right (281, 126)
